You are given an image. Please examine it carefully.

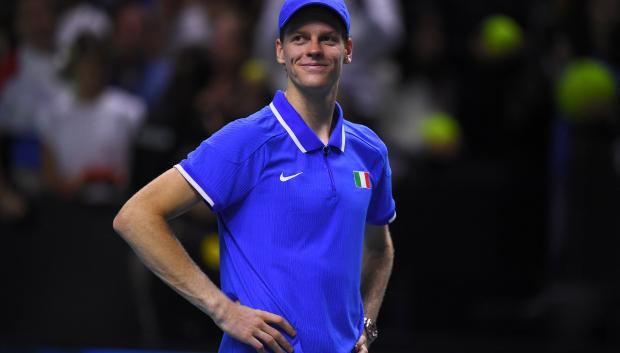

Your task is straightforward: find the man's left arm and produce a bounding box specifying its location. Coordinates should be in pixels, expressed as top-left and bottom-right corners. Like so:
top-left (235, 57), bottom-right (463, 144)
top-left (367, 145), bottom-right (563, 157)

top-left (356, 224), bottom-right (395, 351)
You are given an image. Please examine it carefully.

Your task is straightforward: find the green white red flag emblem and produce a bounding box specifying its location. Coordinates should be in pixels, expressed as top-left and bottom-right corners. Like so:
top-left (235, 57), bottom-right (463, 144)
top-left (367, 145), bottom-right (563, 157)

top-left (353, 171), bottom-right (371, 189)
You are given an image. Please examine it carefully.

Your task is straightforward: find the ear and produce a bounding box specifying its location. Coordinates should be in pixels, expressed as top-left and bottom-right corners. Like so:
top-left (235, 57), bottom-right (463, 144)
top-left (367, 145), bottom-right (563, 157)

top-left (276, 38), bottom-right (286, 65)
top-left (344, 36), bottom-right (353, 64)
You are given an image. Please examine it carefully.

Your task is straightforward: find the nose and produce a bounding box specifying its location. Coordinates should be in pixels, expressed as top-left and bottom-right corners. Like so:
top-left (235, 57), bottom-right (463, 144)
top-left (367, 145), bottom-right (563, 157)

top-left (307, 37), bottom-right (322, 57)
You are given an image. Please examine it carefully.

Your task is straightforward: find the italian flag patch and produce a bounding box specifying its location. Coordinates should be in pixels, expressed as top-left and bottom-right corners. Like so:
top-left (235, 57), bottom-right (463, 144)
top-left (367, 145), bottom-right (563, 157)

top-left (353, 171), bottom-right (371, 189)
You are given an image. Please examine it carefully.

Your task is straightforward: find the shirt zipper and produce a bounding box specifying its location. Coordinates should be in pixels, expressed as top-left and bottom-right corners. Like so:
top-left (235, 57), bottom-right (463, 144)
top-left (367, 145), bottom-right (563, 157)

top-left (323, 146), bottom-right (336, 193)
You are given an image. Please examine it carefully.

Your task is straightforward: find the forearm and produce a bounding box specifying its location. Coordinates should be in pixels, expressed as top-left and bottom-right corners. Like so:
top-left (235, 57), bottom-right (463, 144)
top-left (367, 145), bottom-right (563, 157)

top-left (113, 203), bottom-right (230, 322)
top-left (360, 228), bottom-right (394, 322)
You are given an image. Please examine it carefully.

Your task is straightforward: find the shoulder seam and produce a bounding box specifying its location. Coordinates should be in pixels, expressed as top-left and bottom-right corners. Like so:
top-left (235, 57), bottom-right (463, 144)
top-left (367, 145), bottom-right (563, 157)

top-left (206, 108), bottom-right (287, 164)
top-left (344, 121), bottom-right (387, 168)
top-left (211, 129), bottom-right (287, 165)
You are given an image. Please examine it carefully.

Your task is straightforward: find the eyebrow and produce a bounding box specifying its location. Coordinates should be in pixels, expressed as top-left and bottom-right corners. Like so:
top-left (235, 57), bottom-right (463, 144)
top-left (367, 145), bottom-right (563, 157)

top-left (289, 28), bottom-right (340, 37)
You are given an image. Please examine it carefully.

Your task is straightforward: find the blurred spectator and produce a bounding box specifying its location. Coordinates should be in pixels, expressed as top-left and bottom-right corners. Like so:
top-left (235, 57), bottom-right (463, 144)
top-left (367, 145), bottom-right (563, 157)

top-left (38, 32), bottom-right (145, 204)
top-left (108, 1), bottom-right (147, 93)
top-left (106, 1), bottom-right (173, 108)
top-left (0, 0), bottom-right (61, 195)
top-left (457, 13), bottom-right (552, 164)
top-left (159, 0), bottom-right (212, 53)
top-left (338, 0), bottom-right (404, 124)
top-left (132, 3), bottom-right (270, 190)
top-left (457, 5), bottom-right (552, 308)
top-left (382, 7), bottom-right (458, 180)
top-left (56, 2), bottom-right (112, 65)
top-left (499, 1), bottom-right (620, 351)
top-left (543, 12), bottom-right (620, 351)
top-left (195, 5), bottom-right (271, 135)
top-left (132, 46), bottom-right (214, 189)
top-left (139, 8), bottom-right (173, 107)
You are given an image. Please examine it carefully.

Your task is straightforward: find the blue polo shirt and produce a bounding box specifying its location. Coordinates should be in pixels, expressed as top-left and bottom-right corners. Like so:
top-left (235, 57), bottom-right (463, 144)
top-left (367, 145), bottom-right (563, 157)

top-left (175, 91), bottom-right (396, 353)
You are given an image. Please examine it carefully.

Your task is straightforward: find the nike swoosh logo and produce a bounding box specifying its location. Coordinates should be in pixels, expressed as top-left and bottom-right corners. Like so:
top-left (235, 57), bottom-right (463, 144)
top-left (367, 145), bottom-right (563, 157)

top-left (280, 172), bottom-right (303, 182)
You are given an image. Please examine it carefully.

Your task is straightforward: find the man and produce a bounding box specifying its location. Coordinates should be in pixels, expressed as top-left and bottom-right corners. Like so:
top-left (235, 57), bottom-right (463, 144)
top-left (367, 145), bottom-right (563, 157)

top-left (113, 1), bottom-right (396, 352)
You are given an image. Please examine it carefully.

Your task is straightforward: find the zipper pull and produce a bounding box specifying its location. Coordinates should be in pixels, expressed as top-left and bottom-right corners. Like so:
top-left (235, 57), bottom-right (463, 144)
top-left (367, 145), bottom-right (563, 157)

top-left (323, 146), bottom-right (329, 156)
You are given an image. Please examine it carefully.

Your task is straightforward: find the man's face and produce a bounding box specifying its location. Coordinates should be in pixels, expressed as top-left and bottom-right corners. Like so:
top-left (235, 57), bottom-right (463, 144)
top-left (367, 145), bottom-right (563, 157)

top-left (276, 7), bottom-right (352, 94)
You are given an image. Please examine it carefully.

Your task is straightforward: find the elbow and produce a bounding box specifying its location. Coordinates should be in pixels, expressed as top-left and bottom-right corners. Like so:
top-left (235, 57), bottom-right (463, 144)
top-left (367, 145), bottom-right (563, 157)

top-left (113, 202), bottom-right (134, 237)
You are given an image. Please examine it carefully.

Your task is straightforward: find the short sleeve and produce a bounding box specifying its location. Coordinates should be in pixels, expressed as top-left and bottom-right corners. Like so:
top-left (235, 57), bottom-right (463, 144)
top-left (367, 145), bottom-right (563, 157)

top-left (174, 126), bottom-right (265, 212)
top-left (366, 154), bottom-right (396, 225)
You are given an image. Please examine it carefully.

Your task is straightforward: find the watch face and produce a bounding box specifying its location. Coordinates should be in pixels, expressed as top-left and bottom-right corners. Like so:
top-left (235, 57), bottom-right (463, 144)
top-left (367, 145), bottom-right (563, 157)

top-left (364, 318), bottom-right (378, 343)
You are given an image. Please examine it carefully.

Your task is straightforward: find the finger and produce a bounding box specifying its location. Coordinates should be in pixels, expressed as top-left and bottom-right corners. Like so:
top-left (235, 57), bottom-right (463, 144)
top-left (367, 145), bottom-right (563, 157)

top-left (257, 310), bottom-right (297, 337)
top-left (249, 336), bottom-right (265, 353)
top-left (353, 343), bottom-right (368, 353)
top-left (354, 335), bottom-right (366, 351)
top-left (357, 335), bottom-right (367, 346)
top-left (261, 322), bottom-right (294, 353)
top-left (256, 329), bottom-right (287, 353)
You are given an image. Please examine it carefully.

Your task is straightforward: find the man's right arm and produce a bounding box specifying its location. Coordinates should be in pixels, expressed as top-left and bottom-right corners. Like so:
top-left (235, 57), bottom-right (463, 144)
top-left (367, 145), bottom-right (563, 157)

top-left (113, 168), bottom-right (296, 353)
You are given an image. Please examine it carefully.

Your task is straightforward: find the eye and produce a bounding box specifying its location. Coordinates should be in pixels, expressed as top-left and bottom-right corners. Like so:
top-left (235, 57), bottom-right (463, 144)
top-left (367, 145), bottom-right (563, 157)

top-left (321, 34), bottom-right (339, 45)
top-left (290, 35), bottom-right (305, 43)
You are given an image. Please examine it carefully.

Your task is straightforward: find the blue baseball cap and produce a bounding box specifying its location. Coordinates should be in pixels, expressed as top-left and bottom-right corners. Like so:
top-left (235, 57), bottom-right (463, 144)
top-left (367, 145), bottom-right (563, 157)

top-left (278, 0), bottom-right (351, 34)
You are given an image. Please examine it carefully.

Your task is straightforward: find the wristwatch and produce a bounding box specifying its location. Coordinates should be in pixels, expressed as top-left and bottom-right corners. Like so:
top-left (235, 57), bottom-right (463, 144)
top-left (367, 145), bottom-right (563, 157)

top-left (363, 317), bottom-right (379, 345)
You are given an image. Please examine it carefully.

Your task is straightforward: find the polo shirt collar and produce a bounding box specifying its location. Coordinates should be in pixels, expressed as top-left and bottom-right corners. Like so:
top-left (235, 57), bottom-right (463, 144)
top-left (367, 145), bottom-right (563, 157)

top-left (269, 90), bottom-right (346, 153)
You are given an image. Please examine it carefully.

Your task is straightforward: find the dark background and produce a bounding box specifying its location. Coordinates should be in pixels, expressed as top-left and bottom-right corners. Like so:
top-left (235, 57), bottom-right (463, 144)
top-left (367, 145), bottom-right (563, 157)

top-left (1, 0), bottom-right (619, 352)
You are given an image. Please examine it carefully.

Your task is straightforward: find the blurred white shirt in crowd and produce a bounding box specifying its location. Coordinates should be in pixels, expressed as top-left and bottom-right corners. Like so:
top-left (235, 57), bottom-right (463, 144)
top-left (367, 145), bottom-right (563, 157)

top-left (0, 45), bottom-right (61, 134)
top-left (37, 87), bottom-right (145, 184)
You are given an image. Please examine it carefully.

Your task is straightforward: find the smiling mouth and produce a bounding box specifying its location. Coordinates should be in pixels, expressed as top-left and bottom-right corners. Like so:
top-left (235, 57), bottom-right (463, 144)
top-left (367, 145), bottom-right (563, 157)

top-left (299, 63), bottom-right (329, 72)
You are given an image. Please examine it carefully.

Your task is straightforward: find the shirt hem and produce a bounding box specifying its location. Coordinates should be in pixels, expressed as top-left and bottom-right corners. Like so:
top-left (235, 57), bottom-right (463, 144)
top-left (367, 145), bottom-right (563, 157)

top-left (388, 211), bottom-right (397, 223)
top-left (366, 209), bottom-right (397, 226)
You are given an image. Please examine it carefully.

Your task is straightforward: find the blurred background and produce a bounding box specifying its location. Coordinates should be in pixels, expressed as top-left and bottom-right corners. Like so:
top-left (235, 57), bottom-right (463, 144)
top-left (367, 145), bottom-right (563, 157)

top-left (0, 0), bottom-right (619, 352)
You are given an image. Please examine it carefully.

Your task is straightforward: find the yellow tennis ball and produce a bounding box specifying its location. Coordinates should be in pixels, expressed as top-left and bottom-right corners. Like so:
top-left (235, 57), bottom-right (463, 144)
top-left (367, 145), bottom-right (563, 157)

top-left (241, 58), bottom-right (267, 84)
top-left (556, 59), bottom-right (617, 120)
top-left (480, 15), bottom-right (523, 58)
top-left (420, 112), bottom-right (460, 147)
top-left (200, 232), bottom-right (220, 271)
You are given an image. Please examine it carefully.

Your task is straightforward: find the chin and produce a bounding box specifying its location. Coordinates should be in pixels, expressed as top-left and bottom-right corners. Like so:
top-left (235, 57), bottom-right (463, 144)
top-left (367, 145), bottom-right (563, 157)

top-left (295, 77), bottom-right (337, 91)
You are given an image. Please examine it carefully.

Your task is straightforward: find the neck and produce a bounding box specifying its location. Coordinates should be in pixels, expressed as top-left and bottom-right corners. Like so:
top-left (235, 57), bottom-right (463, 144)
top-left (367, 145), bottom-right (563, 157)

top-left (284, 84), bottom-right (338, 145)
